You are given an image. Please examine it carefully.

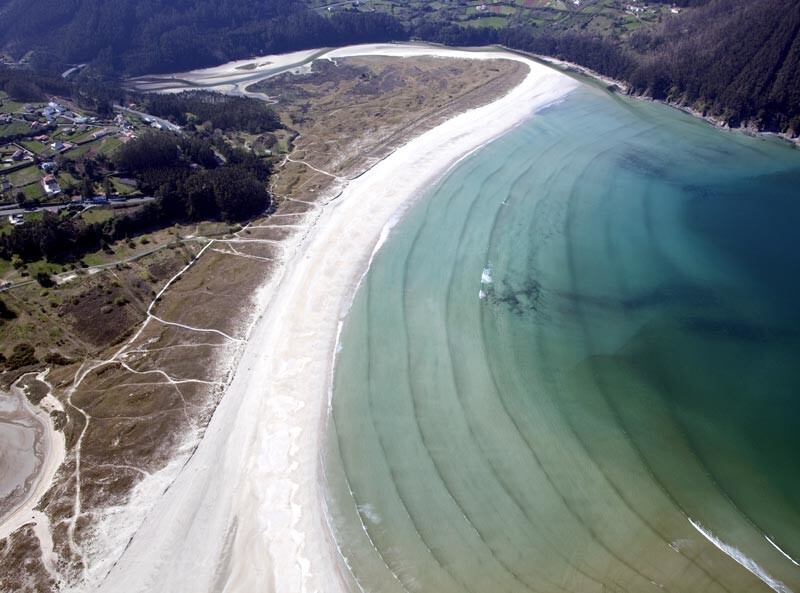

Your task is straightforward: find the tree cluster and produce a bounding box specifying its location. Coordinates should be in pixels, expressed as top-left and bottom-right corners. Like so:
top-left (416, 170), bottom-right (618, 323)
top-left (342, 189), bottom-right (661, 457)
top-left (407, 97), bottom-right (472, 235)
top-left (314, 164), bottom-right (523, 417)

top-left (0, 297), bottom-right (17, 321)
top-left (0, 65), bottom-right (124, 116)
top-left (0, 130), bottom-right (271, 264)
top-left (4, 343), bottom-right (37, 370)
top-left (141, 91), bottom-right (281, 133)
top-left (0, 211), bottom-right (105, 263)
top-left (117, 132), bottom-right (272, 223)
top-left (0, 67), bottom-right (72, 101)
top-left (413, 21), bottom-right (635, 85)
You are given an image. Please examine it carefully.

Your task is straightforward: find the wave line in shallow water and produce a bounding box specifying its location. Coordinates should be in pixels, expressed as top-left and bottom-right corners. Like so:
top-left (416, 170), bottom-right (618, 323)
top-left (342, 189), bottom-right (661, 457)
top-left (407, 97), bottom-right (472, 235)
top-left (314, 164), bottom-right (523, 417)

top-left (689, 519), bottom-right (793, 593)
top-left (765, 535), bottom-right (800, 568)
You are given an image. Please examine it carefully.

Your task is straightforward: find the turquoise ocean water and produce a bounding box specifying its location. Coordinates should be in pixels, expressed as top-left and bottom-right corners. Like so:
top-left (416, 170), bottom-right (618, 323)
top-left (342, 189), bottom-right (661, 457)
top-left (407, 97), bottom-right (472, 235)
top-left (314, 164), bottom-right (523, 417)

top-left (325, 84), bottom-right (800, 593)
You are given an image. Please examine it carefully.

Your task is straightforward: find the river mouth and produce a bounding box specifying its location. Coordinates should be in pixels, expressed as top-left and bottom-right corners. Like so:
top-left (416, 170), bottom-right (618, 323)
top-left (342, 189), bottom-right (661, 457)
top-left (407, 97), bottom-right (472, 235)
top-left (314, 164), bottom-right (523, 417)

top-left (325, 88), bottom-right (800, 593)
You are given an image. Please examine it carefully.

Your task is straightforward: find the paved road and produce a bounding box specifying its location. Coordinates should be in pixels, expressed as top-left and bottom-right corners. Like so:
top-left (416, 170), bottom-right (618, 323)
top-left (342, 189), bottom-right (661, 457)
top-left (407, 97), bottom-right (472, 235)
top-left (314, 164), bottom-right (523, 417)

top-left (0, 196), bottom-right (155, 217)
top-left (61, 63), bottom-right (87, 79)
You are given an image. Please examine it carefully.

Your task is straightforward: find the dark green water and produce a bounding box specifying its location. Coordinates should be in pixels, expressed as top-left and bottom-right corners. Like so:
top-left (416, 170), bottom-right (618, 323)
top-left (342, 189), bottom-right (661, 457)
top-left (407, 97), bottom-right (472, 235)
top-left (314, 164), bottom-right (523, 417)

top-left (325, 86), bottom-right (800, 593)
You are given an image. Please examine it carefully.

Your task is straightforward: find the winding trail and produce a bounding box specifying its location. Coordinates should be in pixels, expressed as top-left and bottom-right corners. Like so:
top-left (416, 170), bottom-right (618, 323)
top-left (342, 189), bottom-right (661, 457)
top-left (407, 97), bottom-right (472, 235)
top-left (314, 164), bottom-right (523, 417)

top-left (92, 44), bottom-right (577, 593)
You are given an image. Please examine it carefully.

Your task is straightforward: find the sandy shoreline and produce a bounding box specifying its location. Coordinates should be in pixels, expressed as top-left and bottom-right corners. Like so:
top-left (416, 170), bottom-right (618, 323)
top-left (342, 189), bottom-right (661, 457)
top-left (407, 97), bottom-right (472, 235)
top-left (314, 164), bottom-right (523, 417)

top-left (0, 373), bottom-right (65, 544)
top-left (94, 44), bottom-right (577, 593)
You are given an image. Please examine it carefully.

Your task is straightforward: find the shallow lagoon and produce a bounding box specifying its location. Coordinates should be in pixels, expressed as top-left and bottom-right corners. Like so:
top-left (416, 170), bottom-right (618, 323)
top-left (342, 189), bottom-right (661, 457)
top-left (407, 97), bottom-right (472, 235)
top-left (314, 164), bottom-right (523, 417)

top-left (326, 86), bottom-right (800, 593)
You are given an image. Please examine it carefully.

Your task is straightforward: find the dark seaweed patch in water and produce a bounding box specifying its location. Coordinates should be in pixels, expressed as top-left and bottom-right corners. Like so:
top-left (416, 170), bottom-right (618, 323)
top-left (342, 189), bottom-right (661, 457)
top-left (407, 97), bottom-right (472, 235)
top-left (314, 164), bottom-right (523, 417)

top-left (623, 283), bottom-right (719, 310)
top-left (682, 317), bottom-right (799, 342)
top-left (556, 282), bottom-right (718, 313)
top-left (681, 183), bottom-right (717, 200)
top-left (488, 277), bottom-right (543, 316)
top-left (618, 149), bottom-right (670, 181)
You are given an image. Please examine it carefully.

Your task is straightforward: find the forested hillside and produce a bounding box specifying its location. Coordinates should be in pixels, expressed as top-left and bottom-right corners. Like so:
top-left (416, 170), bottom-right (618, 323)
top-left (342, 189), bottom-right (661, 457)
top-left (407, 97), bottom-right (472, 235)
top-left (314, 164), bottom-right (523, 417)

top-left (417, 0), bottom-right (800, 136)
top-left (0, 0), bottom-right (406, 74)
top-left (0, 0), bottom-right (798, 136)
top-left (627, 0), bottom-right (800, 133)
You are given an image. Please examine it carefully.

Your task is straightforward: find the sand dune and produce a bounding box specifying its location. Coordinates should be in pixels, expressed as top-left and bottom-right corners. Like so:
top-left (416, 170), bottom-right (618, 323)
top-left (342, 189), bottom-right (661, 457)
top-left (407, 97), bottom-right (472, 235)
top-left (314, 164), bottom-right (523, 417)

top-left (94, 44), bottom-right (576, 593)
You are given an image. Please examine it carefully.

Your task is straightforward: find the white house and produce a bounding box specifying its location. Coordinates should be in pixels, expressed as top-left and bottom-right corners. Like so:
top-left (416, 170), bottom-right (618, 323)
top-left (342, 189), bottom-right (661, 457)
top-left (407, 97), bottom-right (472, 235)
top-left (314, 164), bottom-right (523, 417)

top-left (41, 174), bottom-right (61, 195)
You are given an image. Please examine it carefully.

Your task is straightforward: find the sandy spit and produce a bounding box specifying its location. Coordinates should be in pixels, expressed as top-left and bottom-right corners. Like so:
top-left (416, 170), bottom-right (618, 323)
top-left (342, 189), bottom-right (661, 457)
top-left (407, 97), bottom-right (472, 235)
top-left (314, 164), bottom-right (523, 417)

top-left (0, 374), bottom-right (65, 543)
top-left (93, 44), bottom-right (577, 593)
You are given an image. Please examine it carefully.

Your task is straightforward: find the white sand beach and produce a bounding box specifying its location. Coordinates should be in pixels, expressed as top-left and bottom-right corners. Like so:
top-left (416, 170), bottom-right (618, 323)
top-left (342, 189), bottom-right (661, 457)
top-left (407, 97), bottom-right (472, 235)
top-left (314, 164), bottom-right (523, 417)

top-left (94, 45), bottom-right (577, 593)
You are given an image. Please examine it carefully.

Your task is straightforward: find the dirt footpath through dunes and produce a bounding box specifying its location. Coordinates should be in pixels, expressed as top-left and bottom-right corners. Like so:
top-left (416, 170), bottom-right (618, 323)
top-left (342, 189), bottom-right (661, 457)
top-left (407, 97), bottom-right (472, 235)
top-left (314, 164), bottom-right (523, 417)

top-left (93, 46), bottom-right (575, 593)
top-left (0, 51), bottom-right (529, 592)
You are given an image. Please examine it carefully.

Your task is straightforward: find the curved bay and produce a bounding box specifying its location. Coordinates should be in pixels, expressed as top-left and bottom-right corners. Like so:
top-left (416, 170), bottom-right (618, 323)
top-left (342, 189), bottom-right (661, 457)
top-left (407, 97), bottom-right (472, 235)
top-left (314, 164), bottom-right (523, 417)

top-left (325, 87), bottom-right (800, 593)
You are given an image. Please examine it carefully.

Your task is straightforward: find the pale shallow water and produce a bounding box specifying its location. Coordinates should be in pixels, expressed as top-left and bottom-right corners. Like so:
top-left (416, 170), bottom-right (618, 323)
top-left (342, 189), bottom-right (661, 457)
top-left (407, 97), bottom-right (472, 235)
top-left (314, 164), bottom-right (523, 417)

top-left (325, 86), bottom-right (800, 593)
top-left (0, 385), bottom-right (43, 514)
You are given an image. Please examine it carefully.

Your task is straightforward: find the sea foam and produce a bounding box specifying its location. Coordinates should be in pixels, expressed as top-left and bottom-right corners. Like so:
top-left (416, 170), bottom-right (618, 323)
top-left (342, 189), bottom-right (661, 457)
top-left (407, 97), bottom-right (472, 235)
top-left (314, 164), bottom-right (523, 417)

top-left (689, 519), bottom-right (793, 593)
top-left (765, 535), bottom-right (800, 567)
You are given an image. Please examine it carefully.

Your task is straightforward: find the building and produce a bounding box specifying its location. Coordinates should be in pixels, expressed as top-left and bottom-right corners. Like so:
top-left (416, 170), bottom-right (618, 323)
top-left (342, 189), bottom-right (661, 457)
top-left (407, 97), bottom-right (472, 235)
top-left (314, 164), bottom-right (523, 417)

top-left (42, 101), bottom-right (66, 121)
top-left (41, 174), bottom-right (61, 195)
top-left (40, 161), bottom-right (57, 173)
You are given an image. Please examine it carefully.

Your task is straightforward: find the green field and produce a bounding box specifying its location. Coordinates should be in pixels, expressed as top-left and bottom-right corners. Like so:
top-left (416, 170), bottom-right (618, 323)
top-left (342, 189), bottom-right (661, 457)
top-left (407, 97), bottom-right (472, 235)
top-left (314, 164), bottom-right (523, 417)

top-left (0, 121), bottom-right (31, 140)
top-left (63, 142), bottom-right (94, 158)
top-left (57, 171), bottom-right (79, 190)
top-left (80, 207), bottom-right (115, 225)
top-left (22, 183), bottom-right (46, 200)
top-left (98, 136), bottom-right (122, 155)
top-left (20, 140), bottom-right (47, 154)
top-left (464, 15), bottom-right (510, 27)
top-left (8, 165), bottom-right (40, 186)
top-left (54, 127), bottom-right (97, 143)
top-left (109, 176), bottom-right (137, 195)
top-left (25, 259), bottom-right (65, 276)
top-left (0, 92), bottom-right (44, 114)
top-left (332, 0), bottom-right (654, 38)
top-left (64, 136), bottom-right (122, 159)
top-left (0, 256), bottom-right (12, 277)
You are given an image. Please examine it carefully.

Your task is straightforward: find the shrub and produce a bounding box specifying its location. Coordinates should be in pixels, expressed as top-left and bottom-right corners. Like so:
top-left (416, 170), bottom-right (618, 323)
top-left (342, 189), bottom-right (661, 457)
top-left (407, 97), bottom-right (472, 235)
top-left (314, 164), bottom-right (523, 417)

top-left (0, 297), bottom-right (17, 320)
top-left (6, 343), bottom-right (37, 370)
top-left (36, 271), bottom-right (55, 287)
top-left (43, 351), bottom-right (75, 366)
